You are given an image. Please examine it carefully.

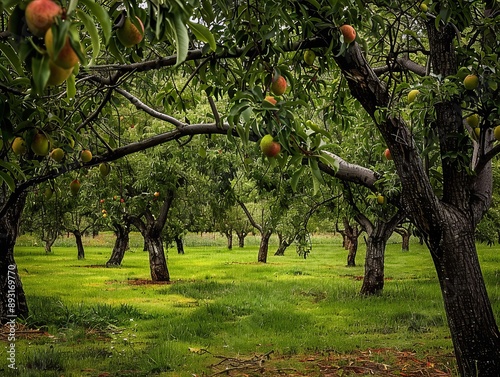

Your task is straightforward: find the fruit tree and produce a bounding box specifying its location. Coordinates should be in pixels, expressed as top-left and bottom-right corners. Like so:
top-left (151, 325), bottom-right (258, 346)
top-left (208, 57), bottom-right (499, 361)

top-left (1, 1), bottom-right (500, 375)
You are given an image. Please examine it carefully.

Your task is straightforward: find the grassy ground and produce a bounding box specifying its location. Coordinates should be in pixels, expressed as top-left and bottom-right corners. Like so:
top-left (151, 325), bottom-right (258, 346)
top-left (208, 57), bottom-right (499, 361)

top-left (2, 232), bottom-right (499, 376)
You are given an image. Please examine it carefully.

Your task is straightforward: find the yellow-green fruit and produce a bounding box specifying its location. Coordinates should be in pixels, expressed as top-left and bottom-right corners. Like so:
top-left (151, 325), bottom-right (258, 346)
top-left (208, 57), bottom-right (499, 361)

top-left (270, 75), bottom-right (287, 96)
top-left (463, 74), bottom-right (479, 90)
top-left (117, 16), bottom-right (144, 47)
top-left (50, 147), bottom-right (65, 162)
top-left (474, 128), bottom-right (480, 138)
top-left (25, 0), bottom-right (62, 37)
top-left (12, 137), bottom-right (27, 155)
top-left (44, 187), bottom-right (53, 200)
top-left (31, 132), bottom-right (50, 156)
top-left (303, 50), bottom-right (316, 65)
top-left (377, 194), bottom-right (386, 205)
top-left (494, 126), bottom-right (500, 141)
top-left (407, 89), bottom-right (419, 103)
top-left (99, 162), bottom-right (111, 178)
top-left (263, 96), bottom-right (277, 106)
top-left (80, 149), bottom-right (92, 163)
top-left (45, 28), bottom-right (79, 69)
top-left (260, 134), bottom-right (281, 157)
top-left (47, 60), bottom-right (73, 86)
top-left (466, 114), bottom-right (480, 128)
top-left (419, 3), bottom-right (428, 12)
top-left (69, 179), bottom-right (80, 195)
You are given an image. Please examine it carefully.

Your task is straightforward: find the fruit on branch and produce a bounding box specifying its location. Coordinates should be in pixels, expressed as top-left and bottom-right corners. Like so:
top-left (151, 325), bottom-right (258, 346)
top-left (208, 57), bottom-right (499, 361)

top-left (99, 199), bottom-right (105, 204)
top-left (45, 28), bottom-right (79, 69)
top-left (407, 89), bottom-right (419, 103)
top-left (303, 50), bottom-right (316, 65)
top-left (46, 60), bottom-right (73, 86)
top-left (384, 148), bottom-right (392, 160)
top-left (260, 134), bottom-right (281, 157)
top-left (263, 96), bottom-right (277, 106)
top-left (31, 132), bottom-right (50, 156)
top-left (80, 149), bottom-right (92, 163)
top-left (99, 162), bottom-right (111, 178)
top-left (12, 137), bottom-right (27, 155)
top-left (70, 179), bottom-right (80, 195)
top-left (50, 147), bottom-right (65, 162)
top-left (120, 198), bottom-right (125, 203)
top-left (494, 126), bottom-right (500, 141)
top-left (117, 16), bottom-right (144, 47)
top-left (102, 213), bottom-right (107, 218)
top-left (474, 128), bottom-right (480, 138)
top-left (44, 187), bottom-right (53, 200)
top-left (340, 24), bottom-right (356, 44)
top-left (153, 191), bottom-right (160, 197)
top-left (25, 0), bottom-right (62, 37)
top-left (419, 2), bottom-right (428, 12)
top-left (463, 74), bottom-right (479, 90)
top-left (376, 194), bottom-right (385, 205)
top-left (270, 75), bottom-right (287, 96)
top-left (466, 114), bottom-right (479, 128)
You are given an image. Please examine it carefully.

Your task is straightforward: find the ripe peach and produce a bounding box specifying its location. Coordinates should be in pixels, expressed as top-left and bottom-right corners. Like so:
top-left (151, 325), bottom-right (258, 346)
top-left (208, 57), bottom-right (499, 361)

top-left (25, 0), bottom-right (62, 37)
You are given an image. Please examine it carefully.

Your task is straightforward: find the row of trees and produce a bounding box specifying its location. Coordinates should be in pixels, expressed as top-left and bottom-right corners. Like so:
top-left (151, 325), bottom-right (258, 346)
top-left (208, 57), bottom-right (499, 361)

top-left (1, 0), bottom-right (499, 375)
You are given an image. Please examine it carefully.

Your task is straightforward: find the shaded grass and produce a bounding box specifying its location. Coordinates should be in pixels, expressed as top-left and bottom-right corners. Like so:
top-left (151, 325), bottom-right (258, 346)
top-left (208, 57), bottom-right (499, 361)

top-left (4, 235), bottom-right (499, 376)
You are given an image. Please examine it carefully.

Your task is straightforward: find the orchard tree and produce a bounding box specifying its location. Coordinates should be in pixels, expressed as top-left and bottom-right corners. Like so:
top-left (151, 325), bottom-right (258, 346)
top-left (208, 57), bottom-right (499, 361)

top-left (1, 1), bottom-right (500, 375)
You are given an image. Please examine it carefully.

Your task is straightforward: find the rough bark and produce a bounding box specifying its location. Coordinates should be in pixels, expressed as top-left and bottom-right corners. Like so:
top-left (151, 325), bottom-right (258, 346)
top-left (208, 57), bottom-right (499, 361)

top-left (395, 227), bottom-right (410, 252)
top-left (224, 230), bottom-right (233, 250)
top-left (258, 231), bottom-right (272, 263)
top-left (0, 192), bottom-right (29, 323)
top-left (342, 218), bottom-right (360, 267)
top-left (106, 223), bottom-right (130, 267)
top-left (73, 230), bottom-right (85, 260)
top-left (144, 235), bottom-right (170, 281)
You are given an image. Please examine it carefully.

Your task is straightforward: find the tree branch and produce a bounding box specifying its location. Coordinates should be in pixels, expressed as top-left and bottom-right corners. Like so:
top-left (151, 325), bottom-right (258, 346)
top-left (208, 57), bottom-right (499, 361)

top-left (236, 198), bottom-right (263, 233)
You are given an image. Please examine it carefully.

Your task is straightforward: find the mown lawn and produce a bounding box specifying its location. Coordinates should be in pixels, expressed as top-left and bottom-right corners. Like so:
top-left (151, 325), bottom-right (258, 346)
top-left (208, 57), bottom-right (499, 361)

top-left (2, 232), bottom-right (499, 376)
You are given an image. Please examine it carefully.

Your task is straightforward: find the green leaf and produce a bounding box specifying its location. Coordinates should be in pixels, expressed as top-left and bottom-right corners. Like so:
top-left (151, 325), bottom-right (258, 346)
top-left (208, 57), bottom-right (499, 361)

top-left (0, 42), bottom-right (24, 76)
top-left (0, 170), bottom-right (16, 192)
top-left (66, 73), bottom-right (76, 99)
top-left (31, 56), bottom-right (50, 95)
top-left (290, 166), bottom-right (304, 192)
top-left (188, 21), bottom-right (216, 51)
top-left (167, 14), bottom-right (189, 66)
top-left (79, 0), bottom-right (112, 45)
top-left (76, 9), bottom-right (99, 65)
top-left (67, 0), bottom-right (79, 15)
top-left (309, 157), bottom-right (324, 184)
top-left (317, 151), bottom-right (340, 172)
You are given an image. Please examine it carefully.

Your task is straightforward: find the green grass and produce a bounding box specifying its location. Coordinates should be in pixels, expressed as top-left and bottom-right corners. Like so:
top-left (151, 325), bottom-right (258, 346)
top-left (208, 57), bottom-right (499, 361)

top-left (2, 232), bottom-right (499, 376)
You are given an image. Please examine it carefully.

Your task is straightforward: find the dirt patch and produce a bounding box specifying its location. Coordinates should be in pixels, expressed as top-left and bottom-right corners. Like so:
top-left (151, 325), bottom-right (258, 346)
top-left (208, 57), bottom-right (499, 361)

top-left (204, 348), bottom-right (455, 376)
top-left (0, 323), bottom-right (51, 341)
top-left (126, 278), bottom-right (173, 285)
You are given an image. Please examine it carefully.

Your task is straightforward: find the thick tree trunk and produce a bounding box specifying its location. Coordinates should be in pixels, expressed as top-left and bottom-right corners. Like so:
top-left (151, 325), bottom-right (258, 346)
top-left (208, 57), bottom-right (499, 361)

top-left (0, 193), bottom-right (29, 323)
top-left (430, 226), bottom-right (500, 375)
top-left (395, 228), bottom-right (410, 251)
top-left (344, 219), bottom-right (360, 267)
top-left (175, 235), bottom-right (184, 254)
top-left (106, 224), bottom-right (130, 267)
top-left (236, 231), bottom-right (246, 248)
top-left (258, 231), bottom-right (272, 263)
top-left (144, 235), bottom-right (170, 281)
top-left (73, 230), bottom-right (85, 260)
top-left (360, 233), bottom-right (387, 295)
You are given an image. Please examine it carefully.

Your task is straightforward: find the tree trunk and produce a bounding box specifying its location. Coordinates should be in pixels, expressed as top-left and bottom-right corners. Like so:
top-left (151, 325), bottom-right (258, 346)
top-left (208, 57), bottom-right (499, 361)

top-left (236, 231), bottom-right (246, 248)
top-left (428, 223), bottom-right (500, 376)
top-left (360, 232), bottom-right (387, 295)
top-left (346, 236), bottom-right (358, 267)
top-left (106, 224), bottom-right (130, 267)
top-left (0, 193), bottom-right (29, 323)
top-left (175, 235), bottom-right (184, 254)
top-left (274, 232), bottom-right (292, 256)
top-left (343, 218), bottom-right (360, 267)
top-left (225, 231), bottom-right (233, 249)
top-left (258, 231), bottom-right (272, 263)
top-left (43, 232), bottom-right (57, 254)
top-left (144, 235), bottom-right (170, 281)
top-left (73, 230), bottom-right (85, 260)
top-left (395, 228), bottom-right (411, 251)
